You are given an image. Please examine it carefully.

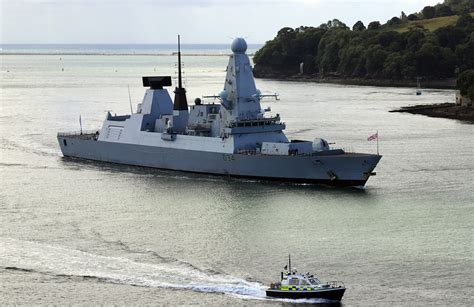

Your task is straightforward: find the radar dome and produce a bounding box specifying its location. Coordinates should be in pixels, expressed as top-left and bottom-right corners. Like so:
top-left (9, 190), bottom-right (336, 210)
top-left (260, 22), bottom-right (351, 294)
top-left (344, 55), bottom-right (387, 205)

top-left (219, 90), bottom-right (229, 101)
top-left (231, 38), bottom-right (247, 54)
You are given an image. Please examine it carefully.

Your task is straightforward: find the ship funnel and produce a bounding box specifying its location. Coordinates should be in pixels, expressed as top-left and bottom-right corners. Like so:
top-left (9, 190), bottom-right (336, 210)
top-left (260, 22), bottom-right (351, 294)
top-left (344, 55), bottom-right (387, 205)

top-left (173, 35), bottom-right (188, 111)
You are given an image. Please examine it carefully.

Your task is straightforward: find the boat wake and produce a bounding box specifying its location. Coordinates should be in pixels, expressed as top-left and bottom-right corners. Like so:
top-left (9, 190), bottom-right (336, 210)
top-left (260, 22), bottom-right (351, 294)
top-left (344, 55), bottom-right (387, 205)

top-left (0, 238), bottom-right (331, 303)
top-left (1, 238), bottom-right (329, 303)
top-left (0, 136), bottom-right (61, 157)
top-left (0, 237), bottom-right (265, 298)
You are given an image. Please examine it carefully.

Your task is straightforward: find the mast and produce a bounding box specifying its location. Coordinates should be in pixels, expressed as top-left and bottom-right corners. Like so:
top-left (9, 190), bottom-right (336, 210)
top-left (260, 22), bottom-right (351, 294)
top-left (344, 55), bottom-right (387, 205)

top-left (173, 34), bottom-right (188, 111)
top-left (289, 254), bottom-right (291, 273)
top-left (178, 35), bottom-right (182, 89)
top-left (377, 130), bottom-right (379, 155)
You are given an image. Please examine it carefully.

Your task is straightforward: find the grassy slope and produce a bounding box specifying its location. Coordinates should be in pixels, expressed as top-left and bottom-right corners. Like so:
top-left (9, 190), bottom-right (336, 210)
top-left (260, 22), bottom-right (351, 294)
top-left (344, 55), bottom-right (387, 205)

top-left (389, 12), bottom-right (474, 32)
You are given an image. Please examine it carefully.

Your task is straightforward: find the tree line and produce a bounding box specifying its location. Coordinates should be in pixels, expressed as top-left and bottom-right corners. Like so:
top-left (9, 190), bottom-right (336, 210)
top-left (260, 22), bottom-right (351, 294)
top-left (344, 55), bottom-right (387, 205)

top-left (253, 0), bottom-right (473, 82)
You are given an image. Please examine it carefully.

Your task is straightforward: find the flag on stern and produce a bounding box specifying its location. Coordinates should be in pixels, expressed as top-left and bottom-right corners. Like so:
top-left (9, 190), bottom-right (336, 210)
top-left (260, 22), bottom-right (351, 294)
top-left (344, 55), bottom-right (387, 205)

top-left (367, 132), bottom-right (378, 141)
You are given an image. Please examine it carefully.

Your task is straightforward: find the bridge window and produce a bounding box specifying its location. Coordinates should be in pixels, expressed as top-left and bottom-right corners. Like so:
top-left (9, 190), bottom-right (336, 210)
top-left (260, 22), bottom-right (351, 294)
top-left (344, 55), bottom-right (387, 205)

top-left (289, 278), bottom-right (299, 285)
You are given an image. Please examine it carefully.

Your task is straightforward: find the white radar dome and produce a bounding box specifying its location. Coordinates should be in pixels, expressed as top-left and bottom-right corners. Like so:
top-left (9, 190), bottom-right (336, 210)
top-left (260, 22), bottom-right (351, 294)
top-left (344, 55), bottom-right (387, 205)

top-left (219, 90), bottom-right (229, 101)
top-left (231, 37), bottom-right (247, 53)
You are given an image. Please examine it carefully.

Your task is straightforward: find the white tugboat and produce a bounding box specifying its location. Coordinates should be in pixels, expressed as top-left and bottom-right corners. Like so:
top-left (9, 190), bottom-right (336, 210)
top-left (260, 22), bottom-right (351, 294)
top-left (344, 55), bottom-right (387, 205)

top-left (57, 36), bottom-right (381, 187)
top-left (266, 255), bottom-right (345, 301)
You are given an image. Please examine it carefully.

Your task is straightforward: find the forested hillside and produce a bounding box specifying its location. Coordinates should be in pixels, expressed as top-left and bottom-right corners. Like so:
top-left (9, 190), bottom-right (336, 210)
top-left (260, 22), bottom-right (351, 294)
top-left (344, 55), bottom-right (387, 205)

top-left (253, 0), bottom-right (474, 83)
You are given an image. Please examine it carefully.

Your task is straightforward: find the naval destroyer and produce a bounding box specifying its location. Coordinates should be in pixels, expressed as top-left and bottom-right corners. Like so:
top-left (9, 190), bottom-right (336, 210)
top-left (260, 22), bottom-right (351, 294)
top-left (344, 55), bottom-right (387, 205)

top-left (57, 37), bottom-right (381, 187)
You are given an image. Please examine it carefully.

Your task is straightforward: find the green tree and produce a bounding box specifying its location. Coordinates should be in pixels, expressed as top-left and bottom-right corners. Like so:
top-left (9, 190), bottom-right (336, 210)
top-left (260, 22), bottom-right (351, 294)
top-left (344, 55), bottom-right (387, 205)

top-left (252, 1), bottom-right (474, 82)
top-left (317, 29), bottom-right (352, 74)
top-left (415, 42), bottom-right (443, 76)
top-left (445, 0), bottom-right (474, 15)
top-left (368, 21), bottom-right (381, 30)
top-left (352, 21), bottom-right (366, 31)
top-left (456, 69), bottom-right (474, 100)
top-left (378, 31), bottom-right (401, 48)
top-left (387, 17), bottom-right (402, 26)
top-left (338, 44), bottom-right (365, 75)
top-left (435, 26), bottom-right (465, 50)
top-left (383, 52), bottom-right (404, 79)
top-left (422, 6), bottom-right (436, 19)
top-left (456, 13), bottom-right (473, 28)
top-left (455, 35), bottom-right (474, 71)
top-left (365, 45), bottom-right (388, 77)
top-left (330, 19), bottom-right (349, 29)
top-left (435, 4), bottom-right (454, 17)
top-left (405, 27), bottom-right (427, 52)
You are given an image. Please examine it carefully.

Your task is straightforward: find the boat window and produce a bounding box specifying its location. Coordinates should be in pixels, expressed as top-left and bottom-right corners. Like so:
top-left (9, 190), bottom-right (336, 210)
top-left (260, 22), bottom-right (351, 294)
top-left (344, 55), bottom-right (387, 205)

top-left (63, 139), bottom-right (67, 146)
top-left (309, 278), bottom-right (320, 285)
top-left (300, 279), bottom-right (310, 285)
top-left (289, 278), bottom-right (299, 285)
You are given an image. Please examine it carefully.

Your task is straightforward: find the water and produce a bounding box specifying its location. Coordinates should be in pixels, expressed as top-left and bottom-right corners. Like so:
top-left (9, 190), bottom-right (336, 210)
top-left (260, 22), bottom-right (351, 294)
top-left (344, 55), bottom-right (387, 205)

top-left (1, 46), bottom-right (473, 305)
top-left (0, 44), bottom-right (262, 55)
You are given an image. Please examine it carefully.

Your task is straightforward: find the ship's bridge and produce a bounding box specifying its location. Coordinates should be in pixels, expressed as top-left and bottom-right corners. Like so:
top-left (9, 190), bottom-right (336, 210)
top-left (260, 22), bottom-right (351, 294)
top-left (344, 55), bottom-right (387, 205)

top-left (224, 115), bottom-right (285, 135)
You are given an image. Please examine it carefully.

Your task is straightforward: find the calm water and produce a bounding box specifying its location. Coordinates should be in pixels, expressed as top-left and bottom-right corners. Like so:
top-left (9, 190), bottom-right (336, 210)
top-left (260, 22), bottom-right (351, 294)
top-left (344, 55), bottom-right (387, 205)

top-left (1, 47), bottom-right (473, 305)
top-left (0, 43), bottom-right (262, 55)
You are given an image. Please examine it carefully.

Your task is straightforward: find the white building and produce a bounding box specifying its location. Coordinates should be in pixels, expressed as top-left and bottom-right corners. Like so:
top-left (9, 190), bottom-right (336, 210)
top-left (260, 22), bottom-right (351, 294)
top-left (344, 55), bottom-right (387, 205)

top-left (455, 90), bottom-right (473, 107)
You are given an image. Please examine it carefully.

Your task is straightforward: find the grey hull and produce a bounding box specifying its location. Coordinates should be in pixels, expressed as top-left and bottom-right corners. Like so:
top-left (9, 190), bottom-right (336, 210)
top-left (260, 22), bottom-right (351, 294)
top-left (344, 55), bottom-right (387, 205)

top-left (58, 135), bottom-right (381, 187)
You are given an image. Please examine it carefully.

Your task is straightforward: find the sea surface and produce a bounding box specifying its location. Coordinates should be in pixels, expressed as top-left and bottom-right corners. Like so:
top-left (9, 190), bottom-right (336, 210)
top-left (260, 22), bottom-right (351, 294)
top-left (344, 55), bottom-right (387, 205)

top-left (1, 45), bottom-right (473, 305)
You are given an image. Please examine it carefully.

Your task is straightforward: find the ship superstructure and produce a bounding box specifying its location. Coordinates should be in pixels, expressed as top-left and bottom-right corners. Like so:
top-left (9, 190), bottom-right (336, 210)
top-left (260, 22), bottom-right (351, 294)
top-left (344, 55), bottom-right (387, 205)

top-left (57, 37), bottom-right (381, 187)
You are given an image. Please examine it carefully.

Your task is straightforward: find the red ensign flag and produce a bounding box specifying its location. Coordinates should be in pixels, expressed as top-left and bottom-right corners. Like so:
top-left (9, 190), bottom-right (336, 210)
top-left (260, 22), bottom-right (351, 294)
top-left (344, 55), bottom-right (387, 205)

top-left (367, 132), bottom-right (378, 141)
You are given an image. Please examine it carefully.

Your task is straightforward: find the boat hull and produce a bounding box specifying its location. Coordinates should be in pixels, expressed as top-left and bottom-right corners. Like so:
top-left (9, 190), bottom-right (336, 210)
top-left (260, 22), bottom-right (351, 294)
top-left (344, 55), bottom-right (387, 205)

top-left (266, 287), bottom-right (345, 301)
top-left (57, 135), bottom-right (381, 187)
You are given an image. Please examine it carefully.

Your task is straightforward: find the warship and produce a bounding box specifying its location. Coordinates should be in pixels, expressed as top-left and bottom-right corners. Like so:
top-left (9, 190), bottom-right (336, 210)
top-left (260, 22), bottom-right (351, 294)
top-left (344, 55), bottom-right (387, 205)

top-left (57, 37), bottom-right (381, 187)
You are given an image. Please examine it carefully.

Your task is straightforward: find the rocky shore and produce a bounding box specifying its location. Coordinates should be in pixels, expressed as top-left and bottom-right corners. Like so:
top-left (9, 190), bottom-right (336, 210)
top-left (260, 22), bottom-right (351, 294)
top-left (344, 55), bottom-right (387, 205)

top-left (390, 103), bottom-right (474, 122)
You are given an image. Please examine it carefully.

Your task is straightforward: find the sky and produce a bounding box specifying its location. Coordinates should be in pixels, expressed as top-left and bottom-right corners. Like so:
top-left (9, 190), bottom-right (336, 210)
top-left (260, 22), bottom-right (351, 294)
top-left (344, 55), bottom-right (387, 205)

top-left (1, 0), bottom-right (443, 44)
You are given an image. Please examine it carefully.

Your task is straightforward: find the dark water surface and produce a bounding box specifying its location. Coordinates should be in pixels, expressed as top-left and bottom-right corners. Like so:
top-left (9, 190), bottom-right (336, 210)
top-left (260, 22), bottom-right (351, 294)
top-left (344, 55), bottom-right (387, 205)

top-left (1, 53), bottom-right (473, 305)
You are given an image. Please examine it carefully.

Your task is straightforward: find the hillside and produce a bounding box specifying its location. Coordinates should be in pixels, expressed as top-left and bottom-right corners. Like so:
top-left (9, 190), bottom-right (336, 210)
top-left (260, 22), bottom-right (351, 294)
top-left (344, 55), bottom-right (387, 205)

top-left (253, 0), bottom-right (474, 86)
top-left (390, 12), bottom-right (474, 32)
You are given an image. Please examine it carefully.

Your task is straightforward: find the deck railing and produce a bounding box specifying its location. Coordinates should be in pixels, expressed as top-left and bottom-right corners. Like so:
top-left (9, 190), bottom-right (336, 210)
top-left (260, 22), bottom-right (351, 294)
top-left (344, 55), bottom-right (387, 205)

top-left (57, 130), bottom-right (98, 137)
top-left (327, 281), bottom-right (345, 288)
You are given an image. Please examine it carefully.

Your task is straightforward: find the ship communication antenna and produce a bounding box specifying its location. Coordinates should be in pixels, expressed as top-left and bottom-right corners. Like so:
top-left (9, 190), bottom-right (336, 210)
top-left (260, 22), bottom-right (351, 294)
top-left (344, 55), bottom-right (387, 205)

top-left (289, 254), bottom-right (291, 273)
top-left (128, 85), bottom-right (133, 114)
top-left (173, 35), bottom-right (188, 111)
top-left (79, 115), bottom-right (82, 135)
top-left (377, 130), bottom-right (379, 156)
top-left (178, 35), bottom-right (182, 89)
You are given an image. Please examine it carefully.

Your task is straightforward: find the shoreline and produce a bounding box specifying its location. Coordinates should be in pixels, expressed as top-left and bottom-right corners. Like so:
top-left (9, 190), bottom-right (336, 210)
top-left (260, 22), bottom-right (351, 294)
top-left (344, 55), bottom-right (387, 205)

top-left (255, 75), bottom-right (456, 90)
top-left (390, 103), bottom-right (474, 122)
top-left (0, 52), bottom-right (237, 57)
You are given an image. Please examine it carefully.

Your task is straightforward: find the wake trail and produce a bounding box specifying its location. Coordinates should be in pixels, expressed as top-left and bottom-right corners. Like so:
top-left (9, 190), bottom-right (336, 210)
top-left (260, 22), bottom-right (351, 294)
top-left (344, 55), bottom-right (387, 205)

top-left (0, 238), bottom-right (266, 299)
top-left (0, 238), bottom-right (328, 303)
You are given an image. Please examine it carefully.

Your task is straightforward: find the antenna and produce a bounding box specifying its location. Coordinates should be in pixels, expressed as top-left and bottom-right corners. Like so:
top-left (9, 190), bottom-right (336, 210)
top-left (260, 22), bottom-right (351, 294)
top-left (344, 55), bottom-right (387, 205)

top-left (377, 130), bottom-right (379, 156)
top-left (289, 254), bottom-right (291, 273)
top-left (127, 85), bottom-right (133, 114)
top-left (79, 115), bottom-right (82, 135)
top-left (178, 34), bottom-right (182, 89)
top-left (173, 35), bottom-right (188, 112)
